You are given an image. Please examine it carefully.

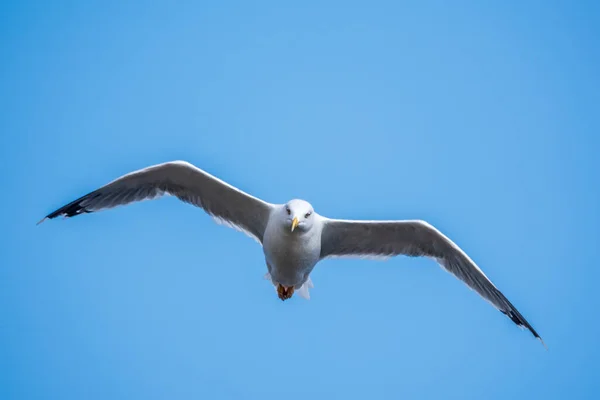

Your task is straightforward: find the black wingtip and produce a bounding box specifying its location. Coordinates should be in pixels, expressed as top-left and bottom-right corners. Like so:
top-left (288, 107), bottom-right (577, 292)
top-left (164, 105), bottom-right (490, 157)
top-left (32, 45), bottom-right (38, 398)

top-left (38, 192), bottom-right (97, 225)
top-left (501, 308), bottom-right (546, 349)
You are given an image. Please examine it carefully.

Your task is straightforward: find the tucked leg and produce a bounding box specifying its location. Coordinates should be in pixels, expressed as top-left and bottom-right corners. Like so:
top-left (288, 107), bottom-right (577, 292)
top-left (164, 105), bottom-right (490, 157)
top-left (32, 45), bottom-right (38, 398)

top-left (277, 284), bottom-right (295, 301)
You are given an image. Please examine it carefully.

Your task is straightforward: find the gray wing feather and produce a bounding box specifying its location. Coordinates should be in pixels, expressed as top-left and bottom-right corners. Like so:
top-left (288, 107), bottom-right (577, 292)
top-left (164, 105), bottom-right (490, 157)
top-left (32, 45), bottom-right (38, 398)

top-left (39, 161), bottom-right (274, 243)
top-left (319, 218), bottom-right (544, 346)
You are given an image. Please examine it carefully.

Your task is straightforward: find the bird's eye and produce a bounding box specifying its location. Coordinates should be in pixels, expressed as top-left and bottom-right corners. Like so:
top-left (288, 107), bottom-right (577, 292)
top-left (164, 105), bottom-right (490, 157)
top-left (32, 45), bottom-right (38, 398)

top-left (286, 208), bottom-right (291, 215)
top-left (305, 212), bottom-right (311, 218)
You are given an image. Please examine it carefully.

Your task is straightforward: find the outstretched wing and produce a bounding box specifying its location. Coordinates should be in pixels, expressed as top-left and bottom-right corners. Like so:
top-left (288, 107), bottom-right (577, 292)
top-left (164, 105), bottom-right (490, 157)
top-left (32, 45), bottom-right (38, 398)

top-left (38, 160), bottom-right (275, 243)
top-left (319, 218), bottom-right (544, 346)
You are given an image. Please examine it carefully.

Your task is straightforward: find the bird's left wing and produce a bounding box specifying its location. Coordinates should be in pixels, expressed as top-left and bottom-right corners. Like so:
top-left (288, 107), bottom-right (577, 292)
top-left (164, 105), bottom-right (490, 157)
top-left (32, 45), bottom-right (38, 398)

top-left (319, 218), bottom-right (545, 346)
top-left (38, 161), bottom-right (275, 243)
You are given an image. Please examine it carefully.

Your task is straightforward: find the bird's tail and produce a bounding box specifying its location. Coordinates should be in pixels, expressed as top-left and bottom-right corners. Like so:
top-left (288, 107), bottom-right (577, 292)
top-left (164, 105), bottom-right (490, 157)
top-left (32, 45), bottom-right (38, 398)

top-left (296, 277), bottom-right (314, 300)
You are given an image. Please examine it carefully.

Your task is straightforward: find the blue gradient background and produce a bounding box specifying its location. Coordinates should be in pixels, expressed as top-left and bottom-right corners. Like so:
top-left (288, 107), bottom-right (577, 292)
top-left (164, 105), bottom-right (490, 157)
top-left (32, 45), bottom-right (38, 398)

top-left (1, 1), bottom-right (598, 399)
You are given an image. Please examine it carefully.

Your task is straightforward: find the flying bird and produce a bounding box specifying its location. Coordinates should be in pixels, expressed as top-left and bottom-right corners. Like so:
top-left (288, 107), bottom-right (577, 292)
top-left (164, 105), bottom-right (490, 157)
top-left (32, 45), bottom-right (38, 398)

top-left (38, 160), bottom-right (545, 347)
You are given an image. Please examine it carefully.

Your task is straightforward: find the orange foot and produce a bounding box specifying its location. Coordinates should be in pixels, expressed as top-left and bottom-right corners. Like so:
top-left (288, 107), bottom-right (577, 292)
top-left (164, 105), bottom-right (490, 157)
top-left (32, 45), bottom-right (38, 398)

top-left (277, 284), bottom-right (295, 301)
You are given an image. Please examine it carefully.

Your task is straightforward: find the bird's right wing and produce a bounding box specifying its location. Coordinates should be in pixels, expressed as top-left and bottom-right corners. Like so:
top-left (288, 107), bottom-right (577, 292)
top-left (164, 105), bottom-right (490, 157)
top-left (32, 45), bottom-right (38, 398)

top-left (38, 161), bottom-right (275, 243)
top-left (319, 218), bottom-right (545, 346)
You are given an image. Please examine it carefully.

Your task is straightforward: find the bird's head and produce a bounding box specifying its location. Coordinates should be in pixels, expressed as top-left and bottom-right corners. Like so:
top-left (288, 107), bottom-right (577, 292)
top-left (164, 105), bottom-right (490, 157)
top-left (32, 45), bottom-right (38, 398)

top-left (282, 199), bottom-right (315, 233)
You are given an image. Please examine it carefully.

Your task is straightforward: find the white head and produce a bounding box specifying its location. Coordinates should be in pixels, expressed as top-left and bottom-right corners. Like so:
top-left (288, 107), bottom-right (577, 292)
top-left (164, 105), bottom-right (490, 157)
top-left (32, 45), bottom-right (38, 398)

top-left (282, 199), bottom-right (315, 233)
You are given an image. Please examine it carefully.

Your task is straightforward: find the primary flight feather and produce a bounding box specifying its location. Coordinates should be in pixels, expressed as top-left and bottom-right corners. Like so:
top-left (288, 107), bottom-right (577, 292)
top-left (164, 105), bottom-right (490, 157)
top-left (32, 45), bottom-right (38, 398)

top-left (38, 160), bottom-right (545, 347)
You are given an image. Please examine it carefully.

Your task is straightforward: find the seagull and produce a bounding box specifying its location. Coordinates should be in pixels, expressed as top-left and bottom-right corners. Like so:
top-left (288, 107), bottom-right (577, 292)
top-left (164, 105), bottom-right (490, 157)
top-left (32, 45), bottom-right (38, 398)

top-left (38, 160), bottom-right (545, 347)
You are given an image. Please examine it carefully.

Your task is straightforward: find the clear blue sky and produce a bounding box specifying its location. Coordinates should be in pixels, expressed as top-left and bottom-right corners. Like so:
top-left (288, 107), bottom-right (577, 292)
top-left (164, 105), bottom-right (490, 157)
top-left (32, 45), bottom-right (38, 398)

top-left (1, 1), bottom-right (598, 399)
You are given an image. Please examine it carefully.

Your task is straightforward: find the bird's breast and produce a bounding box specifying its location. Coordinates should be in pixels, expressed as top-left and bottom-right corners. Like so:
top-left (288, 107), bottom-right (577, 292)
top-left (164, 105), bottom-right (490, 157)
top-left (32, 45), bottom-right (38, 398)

top-left (262, 227), bottom-right (321, 285)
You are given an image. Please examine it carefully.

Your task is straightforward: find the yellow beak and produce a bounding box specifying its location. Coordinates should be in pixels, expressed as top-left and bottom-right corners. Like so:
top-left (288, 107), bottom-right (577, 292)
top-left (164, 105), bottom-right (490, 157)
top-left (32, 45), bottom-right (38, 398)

top-left (291, 216), bottom-right (299, 232)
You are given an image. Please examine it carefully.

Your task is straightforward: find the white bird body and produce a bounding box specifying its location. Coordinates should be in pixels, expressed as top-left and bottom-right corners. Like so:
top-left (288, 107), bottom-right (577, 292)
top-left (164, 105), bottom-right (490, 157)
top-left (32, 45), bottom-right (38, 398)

top-left (262, 201), bottom-right (322, 297)
top-left (38, 160), bottom-right (545, 347)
